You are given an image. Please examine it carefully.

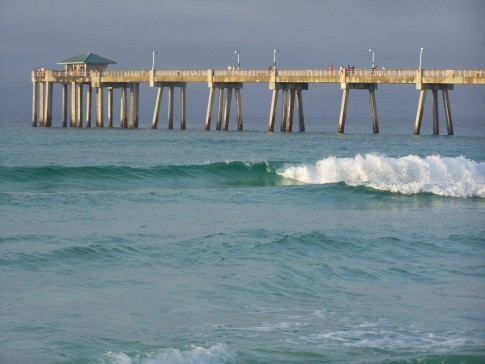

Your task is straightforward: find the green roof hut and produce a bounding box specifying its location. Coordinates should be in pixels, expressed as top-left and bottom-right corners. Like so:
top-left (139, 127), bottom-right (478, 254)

top-left (57, 52), bottom-right (116, 72)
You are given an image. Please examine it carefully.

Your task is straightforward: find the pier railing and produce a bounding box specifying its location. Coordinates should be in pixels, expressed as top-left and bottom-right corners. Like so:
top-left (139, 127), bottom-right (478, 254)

top-left (213, 69), bottom-right (271, 77)
top-left (34, 68), bottom-right (485, 83)
top-left (154, 70), bottom-right (208, 77)
top-left (423, 69), bottom-right (485, 77)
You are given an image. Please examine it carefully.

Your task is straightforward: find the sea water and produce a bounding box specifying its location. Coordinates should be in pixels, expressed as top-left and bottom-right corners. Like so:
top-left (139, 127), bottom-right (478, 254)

top-left (0, 116), bottom-right (484, 363)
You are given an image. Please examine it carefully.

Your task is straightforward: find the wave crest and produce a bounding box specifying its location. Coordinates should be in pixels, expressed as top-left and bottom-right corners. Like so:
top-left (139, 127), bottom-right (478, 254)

top-left (277, 154), bottom-right (485, 198)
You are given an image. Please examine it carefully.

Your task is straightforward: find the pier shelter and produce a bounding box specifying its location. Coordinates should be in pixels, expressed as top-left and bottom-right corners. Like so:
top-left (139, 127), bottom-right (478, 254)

top-left (33, 52), bottom-right (144, 128)
top-left (58, 53), bottom-right (116, 73)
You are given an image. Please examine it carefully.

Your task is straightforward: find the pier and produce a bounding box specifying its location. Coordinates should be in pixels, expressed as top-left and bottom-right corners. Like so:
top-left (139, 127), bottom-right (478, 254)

top-left (32, 54), bottom-right (485, 135)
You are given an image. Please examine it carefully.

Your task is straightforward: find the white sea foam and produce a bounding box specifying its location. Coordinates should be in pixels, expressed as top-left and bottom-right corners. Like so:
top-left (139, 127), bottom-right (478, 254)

top-left (277, 154), bottom-right (485, 198)
top-left (314, 328), bottom-right (479, 352)
top-left (105, 343), bottom-right (236, 364)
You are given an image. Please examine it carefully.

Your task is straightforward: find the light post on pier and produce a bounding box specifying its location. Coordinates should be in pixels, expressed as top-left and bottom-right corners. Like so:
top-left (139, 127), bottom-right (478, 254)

top-left (369, 49), bottom-right (375, 69)
top-left (152, 51), bottom-right (158, 70)
top-left (273, 49), bottom-right (279, 70)
top-left (419, 47), bottom-right (426, 69)
top-left (235, 50), bottom-right (240, 70)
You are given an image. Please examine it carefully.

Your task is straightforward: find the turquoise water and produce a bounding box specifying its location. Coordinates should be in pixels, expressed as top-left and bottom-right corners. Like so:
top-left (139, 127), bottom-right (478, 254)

top-left (1, 117), bottom-right (484, 363)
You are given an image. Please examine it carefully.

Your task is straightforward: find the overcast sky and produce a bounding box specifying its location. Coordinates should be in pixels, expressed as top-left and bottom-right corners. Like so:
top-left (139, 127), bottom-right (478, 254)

top-left (0, 0), bottom-right (484, 123)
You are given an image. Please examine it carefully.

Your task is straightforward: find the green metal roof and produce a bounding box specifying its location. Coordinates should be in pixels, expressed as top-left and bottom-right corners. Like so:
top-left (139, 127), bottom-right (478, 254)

top-left (57, 53), bottom-right (117, 65)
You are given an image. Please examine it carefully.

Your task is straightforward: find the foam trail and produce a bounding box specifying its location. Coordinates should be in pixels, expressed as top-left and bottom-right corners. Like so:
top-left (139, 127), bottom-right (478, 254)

top-left (278, 154), bottom-right (485, 198)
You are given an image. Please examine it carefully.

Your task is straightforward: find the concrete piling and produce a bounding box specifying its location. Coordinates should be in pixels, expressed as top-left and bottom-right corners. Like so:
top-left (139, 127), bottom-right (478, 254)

top-left (414, 84), bottom-right (454, 136)
top-left (180, 86), bottom-right (186, 129)
top-left (223, 88), bottom-right (232, 131)
top-left (339, 83), bottom-right (378, 134)
top-left (205, 83), bottom-right (243, 131)
top-left (96, 87), bottom-right (104, 127)
top-left (205, 86), bottom-right (215, 130)
top-left (61, 84), bottom-right (68, 127)
top-left (442, 89), bottom-right (453, 135)
top-left (32, 81), bottom-right (38, 127)
top-left (39, 82), bottom-right (45, 127)
top-left (76, 84), bottom-right (83, 128)
top-left (168, 86), bottom-right (174, 129)
top-left (235, 88), bottom-right (243, 130)
top-left (296, 89), bottom-right (305, 132)
top-left (268, 89), bottom-right (278, 131)
top-left (152, 83), bottom-right (187, 129)
top-left (70, 82), bottom-right (76, 127)
top-left (338, 88), bottom-right (349, 133)
top-left (432, 89), bottom-right (439, 135)
top-left (369, 89), bottom-right (379, 134)
top-left (86, 85), bottom-right (92, 127)
top-left (107, 87), bottom-right (113, 127)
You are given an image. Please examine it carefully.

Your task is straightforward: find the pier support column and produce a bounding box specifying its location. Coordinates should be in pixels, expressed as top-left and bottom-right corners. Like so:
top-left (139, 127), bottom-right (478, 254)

top-left (120, 86), bottom-right (127, 128)
top-left (32, 81), bottom-right (38, 127)
top-left (296, 89), bottom-right (305, 132)
top-left (152, 86), bottom-right (163, 129)
top-left (286, 88), bottom-right (295, 132)
top-left (432, 89), bottom-right (439, 135)
top-left (96, 87), bottom-right (104, 127)
top-left (414, 90), bottom-right (426, 135)
top-left (86, 86), bottom-right (92, 128)
top-left (442, 89), bottom-right (454, 135)
top-left (70, 82), bottom-right (76, 127)
top-left (76, 84), bottom-right (83, 128)
top-left (338, 83), bottom-right (378, 134)
top-left (39, 82), bottom-right (45, 127)
top-left (107, 87), bottom-right (113, 128)
top-left (268, 89), bottom-right (278, 131)
top-left (129, 84), bottom-right (135, 128)
top-left (44, 82), bottom-right (53, 127)
top-left (135, 83), bottom-right (140, 128)
top-left (235, 88), bottom-right (243, 130)
top-left (180, 86), bottom-right (186, 129)
top-left (223, 88), bottom-right (233, 131)
top-left (281, 88), bottom-right (288, 131)
top-left (151, 82), bottom-right (188, 130)
top-left (369, 88), bottom-right (379, 133)
top-left (205, 87), bottom-right (215, 130)
top-left (338, 88), bottom-right (349, 133)
top-left (216, 88), bottom-right (224, 130)
top-left (414, 84), bottom-right (453, 135)
top-left (61, 84), bottom-right (68, 127)
top-left (205, 83), bottom-right (243, 131)
top-left (168, 86), bottom-right (174, 129)
top-left (268, 83), bottom-right (307, 132)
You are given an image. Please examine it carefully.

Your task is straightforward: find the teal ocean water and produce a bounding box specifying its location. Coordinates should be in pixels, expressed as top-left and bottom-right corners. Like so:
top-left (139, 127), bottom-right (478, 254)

top-left (1, 116), bottom-right (484, 363)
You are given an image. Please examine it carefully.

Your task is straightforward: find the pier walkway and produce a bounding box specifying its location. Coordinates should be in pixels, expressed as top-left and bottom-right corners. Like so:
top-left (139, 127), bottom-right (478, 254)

top-left (32, 68), bottom-right (485, 135)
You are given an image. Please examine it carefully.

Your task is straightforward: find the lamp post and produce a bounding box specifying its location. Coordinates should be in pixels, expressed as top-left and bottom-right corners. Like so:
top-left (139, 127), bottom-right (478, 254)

top-left (152, 51), bottom-right (158, 70)
top-left (369, 49), bottom-right (375, 69)
top-left (273, 49), bottom-right (279, 70)
top-left (419, 47), bottom-right (426, 70)
top-left (235, 50), bottom-right (240, 70)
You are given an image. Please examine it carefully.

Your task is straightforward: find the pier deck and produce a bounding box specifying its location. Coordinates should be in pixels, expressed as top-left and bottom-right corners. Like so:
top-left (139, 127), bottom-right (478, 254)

top-left (32, 68), bottom-right (485, 134)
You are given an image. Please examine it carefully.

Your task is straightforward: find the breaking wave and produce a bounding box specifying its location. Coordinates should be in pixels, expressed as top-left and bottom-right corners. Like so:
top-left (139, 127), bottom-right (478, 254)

top-left (2, 155), bottom-right (483, 197)
top-left (103, 344), bottom-right (236, 364)
top-left (278, 154), bottom-right (485, 198)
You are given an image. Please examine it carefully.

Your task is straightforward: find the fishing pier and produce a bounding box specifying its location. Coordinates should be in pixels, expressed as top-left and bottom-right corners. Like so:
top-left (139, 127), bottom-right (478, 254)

top-left (32, 53), bottom-right (485, 135)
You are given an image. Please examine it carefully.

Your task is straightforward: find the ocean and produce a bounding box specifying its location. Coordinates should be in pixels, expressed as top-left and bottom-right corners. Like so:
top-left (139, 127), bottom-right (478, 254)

top-left (1, 115), bottom-right (484, 364)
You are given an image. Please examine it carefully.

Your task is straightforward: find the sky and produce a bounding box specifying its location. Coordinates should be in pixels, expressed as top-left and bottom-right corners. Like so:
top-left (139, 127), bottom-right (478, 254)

top-left (0, 0), bottom-right (484, 123)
